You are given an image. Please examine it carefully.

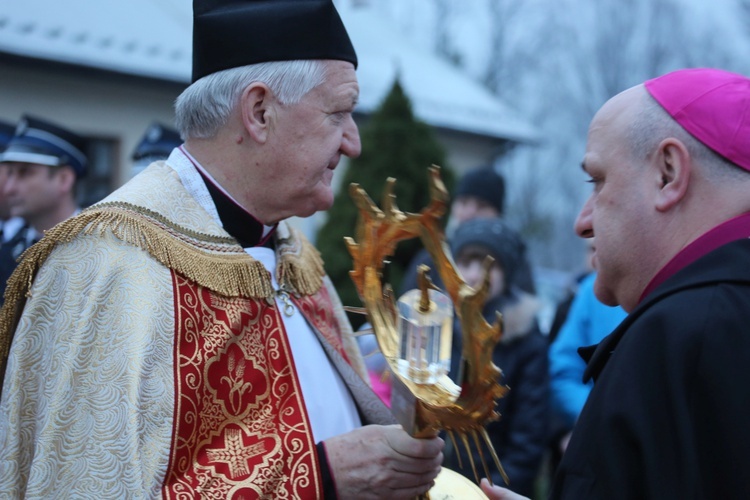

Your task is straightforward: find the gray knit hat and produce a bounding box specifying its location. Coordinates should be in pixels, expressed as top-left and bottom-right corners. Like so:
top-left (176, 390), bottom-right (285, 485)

top-left (454, 167), bottom-right (506, 215)
top-left (451, 217), bottom-right (523, 285)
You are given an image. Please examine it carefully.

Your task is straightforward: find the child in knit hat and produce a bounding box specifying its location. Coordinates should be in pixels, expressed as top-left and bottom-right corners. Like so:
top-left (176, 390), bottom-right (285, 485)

top-left (401, 166), bottom-right (536, 295)
top-left (446, 216), bottom-right (549, 497)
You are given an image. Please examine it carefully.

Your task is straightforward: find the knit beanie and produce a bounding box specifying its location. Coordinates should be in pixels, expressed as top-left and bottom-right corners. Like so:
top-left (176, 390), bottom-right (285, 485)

top-left (451, 217), bottom-right (523, 286)
top-left (454, 167), bottom-right (506, 215)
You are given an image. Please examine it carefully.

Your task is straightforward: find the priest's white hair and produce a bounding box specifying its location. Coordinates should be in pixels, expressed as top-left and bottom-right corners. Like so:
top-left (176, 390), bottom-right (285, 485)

top-left (175, 60), bottom-right (328, 140)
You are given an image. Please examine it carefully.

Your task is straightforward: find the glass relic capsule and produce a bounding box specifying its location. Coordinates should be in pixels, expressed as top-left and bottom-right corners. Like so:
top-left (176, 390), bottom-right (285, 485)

top-left (396, 288), bottom-right (453, 384)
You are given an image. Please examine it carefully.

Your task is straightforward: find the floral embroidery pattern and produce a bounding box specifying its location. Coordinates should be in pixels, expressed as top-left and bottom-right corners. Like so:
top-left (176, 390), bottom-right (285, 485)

top-left (163, 272), bottom-right (320, 498)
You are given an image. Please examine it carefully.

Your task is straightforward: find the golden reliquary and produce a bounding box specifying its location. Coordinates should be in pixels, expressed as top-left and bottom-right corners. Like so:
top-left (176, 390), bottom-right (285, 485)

top-left (345, 166), bottom-right (509, 499)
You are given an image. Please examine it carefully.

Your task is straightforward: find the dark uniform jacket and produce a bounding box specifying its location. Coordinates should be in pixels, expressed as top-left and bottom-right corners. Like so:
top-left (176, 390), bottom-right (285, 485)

top-left (551, 239), bottom-right (750, 499)
top-left (0, 224), bottom-right (35, 303)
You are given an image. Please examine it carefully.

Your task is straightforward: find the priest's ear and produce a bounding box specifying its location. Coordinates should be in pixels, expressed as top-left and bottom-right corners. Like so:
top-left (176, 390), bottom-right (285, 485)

top-left (240, 82), bottom-right (274, 144)
top-left (654, 137), bottom-right (691, 212)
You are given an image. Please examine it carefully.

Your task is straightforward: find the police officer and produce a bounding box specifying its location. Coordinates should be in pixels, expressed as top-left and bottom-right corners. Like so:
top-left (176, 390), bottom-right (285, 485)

top-left (0, 115), bottom-right (87, 300)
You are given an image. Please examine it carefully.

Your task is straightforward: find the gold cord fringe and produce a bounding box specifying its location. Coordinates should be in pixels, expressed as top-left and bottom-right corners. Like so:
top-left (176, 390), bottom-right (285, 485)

top-left (277, 231), bottom-right (325, 296)
top-left (0, 204), bottom-right (325, 371)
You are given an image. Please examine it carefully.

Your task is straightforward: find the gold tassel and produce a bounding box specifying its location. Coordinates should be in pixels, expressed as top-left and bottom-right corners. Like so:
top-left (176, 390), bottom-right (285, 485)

top-left (276, 226), bottom-right (325, 296)
top-left (0, 203), bottom-right (326, 374)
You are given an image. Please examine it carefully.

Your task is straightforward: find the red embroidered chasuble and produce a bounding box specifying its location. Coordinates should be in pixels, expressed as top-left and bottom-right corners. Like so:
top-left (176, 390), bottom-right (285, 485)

top-left (161, 271), bottom-right (351, 499)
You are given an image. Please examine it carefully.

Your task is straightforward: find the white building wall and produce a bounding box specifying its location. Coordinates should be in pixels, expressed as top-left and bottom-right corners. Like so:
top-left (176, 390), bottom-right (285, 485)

top-left (0, 60), bottom-right (182, 188)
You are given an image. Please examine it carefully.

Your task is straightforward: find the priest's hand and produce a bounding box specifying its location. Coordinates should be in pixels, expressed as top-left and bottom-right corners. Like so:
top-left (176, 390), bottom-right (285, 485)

top-left (480, 478), bottom-right (531, 500)
top-left (324, 424), bottom-right (444, 499)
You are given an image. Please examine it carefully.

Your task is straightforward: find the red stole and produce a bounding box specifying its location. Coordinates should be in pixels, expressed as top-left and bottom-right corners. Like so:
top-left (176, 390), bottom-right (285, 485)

top-left (293, 283), bottom-right (351, 366)
top-left (161, 271), bottom-right (352, 499)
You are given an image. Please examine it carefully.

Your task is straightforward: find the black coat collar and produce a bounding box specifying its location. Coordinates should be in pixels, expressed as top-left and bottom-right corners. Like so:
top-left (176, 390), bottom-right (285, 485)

top-left (580, 238), bottom-right (750, 383)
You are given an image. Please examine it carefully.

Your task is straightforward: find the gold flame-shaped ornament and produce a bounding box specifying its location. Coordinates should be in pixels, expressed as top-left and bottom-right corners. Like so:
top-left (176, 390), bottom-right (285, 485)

top-left (345, 166), bottom-right (509, 500)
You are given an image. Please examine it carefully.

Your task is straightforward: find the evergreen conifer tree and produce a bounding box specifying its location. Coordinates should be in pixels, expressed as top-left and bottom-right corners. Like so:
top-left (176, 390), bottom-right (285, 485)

top-left (317, 78), bottom-right (454, 328)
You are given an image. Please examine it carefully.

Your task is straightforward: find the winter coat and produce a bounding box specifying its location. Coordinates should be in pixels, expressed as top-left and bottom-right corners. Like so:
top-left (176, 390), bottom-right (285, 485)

top-left (551, 239), bottom-right (750, 500)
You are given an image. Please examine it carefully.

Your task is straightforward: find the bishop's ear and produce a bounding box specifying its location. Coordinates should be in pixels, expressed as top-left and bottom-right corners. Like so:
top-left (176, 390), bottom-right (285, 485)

top-left (654, 138), bottom-right (691, 212)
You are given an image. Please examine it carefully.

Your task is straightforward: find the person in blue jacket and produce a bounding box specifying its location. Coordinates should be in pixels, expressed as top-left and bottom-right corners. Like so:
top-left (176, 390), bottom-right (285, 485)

top-left (547, 272), bottom-right (626, 455)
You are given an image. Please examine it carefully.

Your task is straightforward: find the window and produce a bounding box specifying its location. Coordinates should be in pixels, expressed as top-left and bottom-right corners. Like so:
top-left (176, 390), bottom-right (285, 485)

top-left (78, 137), bottom-right (118, 208)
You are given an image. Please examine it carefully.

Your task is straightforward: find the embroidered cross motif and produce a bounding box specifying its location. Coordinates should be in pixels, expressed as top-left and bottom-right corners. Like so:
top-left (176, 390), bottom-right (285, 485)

top-left (206, 428), bottom-right (266, 479)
